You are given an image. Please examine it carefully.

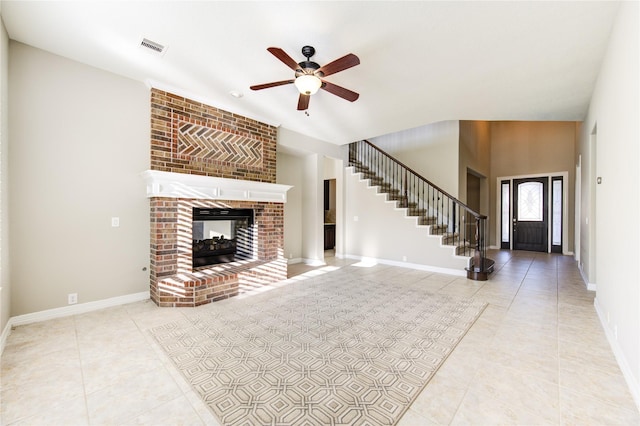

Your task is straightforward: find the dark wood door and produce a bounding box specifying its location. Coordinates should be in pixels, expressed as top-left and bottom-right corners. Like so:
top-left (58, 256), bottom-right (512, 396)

top-left (324, 224), bottom-right (335, 250)
top-left (513, 177), bottom-right (548, 252)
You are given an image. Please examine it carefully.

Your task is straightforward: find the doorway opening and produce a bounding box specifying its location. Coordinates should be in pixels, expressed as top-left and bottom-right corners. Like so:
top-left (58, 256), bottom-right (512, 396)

top-left (324, 179), bottom-right (336, 251)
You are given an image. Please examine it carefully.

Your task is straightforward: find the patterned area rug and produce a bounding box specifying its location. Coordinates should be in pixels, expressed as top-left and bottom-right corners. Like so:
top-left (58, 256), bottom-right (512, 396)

top-left (151, 269), bottom-right (486, 425)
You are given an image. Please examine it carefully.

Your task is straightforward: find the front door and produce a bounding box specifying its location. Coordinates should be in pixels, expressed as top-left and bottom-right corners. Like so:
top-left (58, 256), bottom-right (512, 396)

top-left (513, 177), bottom-right (548, 252)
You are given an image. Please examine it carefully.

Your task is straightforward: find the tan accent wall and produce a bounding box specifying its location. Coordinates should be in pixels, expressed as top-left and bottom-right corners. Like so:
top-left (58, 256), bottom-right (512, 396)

top-left (459, 120), bottom-right (491, 215)
top-left (489, 121), bottom-right (577, 249)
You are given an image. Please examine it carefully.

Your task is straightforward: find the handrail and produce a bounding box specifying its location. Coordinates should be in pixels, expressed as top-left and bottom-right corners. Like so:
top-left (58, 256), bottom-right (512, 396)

top-left (348, 140), bottom-right (493, 279)
top-left (356, 140), bottom-right (486, 220)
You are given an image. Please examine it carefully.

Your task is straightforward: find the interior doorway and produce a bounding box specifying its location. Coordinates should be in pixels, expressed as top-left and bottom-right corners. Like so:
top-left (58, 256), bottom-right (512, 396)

top-left (323, 179), bottom-right (336, 251)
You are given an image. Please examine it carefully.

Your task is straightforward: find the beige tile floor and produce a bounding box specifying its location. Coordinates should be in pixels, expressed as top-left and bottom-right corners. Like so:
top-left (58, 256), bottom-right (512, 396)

top-left (1, 250), bottom-right (639, 425)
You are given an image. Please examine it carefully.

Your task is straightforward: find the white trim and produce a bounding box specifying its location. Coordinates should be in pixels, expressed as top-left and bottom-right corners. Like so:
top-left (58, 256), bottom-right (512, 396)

top-left (141, 170), bottom-right (292, 203)
top-left (1, 291), bottom-right (150, 356)
top-left (343, 254), bottom-right (466, 277)
top-left (578, 262), bottom-right (596, 291)
top-left (8, 291), bottom-right (150, 327)
top-left (594, 298), bottom-right (640, 411)
top-left (302, 258), bottom-right (326, 267)
top-left (1, 318), bottom-right (11, 356)
top-left (575, 157), bottom-right (582, 264)
top-left (287, 257), bottom-right (303, 265)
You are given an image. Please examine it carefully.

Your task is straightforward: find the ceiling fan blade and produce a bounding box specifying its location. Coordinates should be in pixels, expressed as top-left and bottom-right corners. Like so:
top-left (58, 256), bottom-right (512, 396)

top-left (317, 53), bottom-right (360, 77)
top-left (320, 81), bottom-right (359, 102)
top-left (250, 80), bottom-right (295, 90)
top-left (297, 94), bottom-right (310, 110)
top-left (267, 47), bottom-right (301, 71)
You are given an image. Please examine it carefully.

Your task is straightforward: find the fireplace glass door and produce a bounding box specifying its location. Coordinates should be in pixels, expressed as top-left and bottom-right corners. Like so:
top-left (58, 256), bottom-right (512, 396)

top-left (192, 208), bottom-right (254, 268)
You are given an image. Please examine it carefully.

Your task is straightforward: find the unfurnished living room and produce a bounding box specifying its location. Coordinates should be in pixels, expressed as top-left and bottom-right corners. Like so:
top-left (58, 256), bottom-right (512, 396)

top-left (0, 1), bottom-right (639, 425)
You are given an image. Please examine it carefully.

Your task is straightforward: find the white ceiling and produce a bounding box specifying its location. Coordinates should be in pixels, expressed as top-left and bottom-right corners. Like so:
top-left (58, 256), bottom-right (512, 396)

top-left (1, 1), bottom-right (620, 145)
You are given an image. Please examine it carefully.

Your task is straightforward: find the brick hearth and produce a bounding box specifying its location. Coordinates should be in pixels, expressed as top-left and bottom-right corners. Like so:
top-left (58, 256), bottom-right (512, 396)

top-left (147, 89), bottom-right (287, 307)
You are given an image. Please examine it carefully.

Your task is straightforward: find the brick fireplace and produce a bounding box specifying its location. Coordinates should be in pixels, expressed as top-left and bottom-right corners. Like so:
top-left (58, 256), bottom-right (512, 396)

top-left (145, 89), bottom-right (290, 307)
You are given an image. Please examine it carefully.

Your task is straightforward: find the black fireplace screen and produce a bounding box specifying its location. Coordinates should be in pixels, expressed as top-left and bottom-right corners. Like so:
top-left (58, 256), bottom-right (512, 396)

top-left (192, 208), bottom-right (254, 268)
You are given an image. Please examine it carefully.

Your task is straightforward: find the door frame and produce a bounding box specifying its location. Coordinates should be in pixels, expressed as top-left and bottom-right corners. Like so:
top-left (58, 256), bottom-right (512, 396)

top-left (495, 171), bottom-right (569, 254)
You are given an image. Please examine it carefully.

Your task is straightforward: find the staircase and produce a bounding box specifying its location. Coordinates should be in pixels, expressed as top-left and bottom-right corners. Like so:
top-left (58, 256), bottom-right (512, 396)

top-left (348, 140), bottom-right (494, 280)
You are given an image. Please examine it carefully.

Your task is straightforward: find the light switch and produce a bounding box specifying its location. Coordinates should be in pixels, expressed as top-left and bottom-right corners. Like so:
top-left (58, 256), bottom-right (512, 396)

top-left (111, 217), bottom-right (120, 227)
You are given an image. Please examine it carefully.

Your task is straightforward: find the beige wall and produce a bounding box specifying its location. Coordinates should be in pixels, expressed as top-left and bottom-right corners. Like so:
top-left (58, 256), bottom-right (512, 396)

top-left (276, 128), bottom-right (345, 265)
top-left (489, 121), bottom-right (577, 249)
top-left (9, 42), bottom-right (150, 315)
top-left (578, 0), bottom-right (639, 398)
top-left (1, 15), bottom-right (10, 333)
top-left (370, 120), bottom-right (460, 197)
top-left (276, 152), bottom-right (303, 262)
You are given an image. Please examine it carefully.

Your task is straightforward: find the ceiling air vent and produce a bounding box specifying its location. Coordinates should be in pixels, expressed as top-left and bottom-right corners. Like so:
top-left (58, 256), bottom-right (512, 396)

top-left (140, 38), bottom-right (166, 55)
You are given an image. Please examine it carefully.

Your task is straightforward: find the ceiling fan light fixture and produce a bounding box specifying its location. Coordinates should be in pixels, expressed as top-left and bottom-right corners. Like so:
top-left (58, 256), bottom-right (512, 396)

top-left (294, 74), bottom-right (322, 95)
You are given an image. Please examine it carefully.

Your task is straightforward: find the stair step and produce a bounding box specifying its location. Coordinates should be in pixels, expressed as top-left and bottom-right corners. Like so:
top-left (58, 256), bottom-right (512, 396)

top-left (418, 216), bottom-right (438, 225)
top-left (456, 245), bottom-right (477, 256)
top-left (352, 164), bottom-right (373, 173)
top-left (429, 224), bottom-right (448, 234)
top-left (442, 234), bottom-right (474, 248)
top-left (441, 232), bottom-right (459, 245)
top-left (407, 208), bottom-right (427, 217)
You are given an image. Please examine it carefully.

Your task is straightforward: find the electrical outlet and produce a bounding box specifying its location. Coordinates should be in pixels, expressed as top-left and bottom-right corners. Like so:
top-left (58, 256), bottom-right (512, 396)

top-left (402, 256), bottom-right (407, 262)
top-left (111, 217), bottom-right (120, 227)
top-left (68, 293), bottom-right (78, 305)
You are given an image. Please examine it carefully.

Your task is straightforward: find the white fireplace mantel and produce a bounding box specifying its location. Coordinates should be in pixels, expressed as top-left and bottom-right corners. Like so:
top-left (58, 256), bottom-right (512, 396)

top-left (141, 170), bottom-right (292, 203)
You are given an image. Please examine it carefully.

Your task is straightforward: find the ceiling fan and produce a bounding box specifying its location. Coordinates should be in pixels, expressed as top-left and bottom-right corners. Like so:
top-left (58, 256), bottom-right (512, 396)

top-left (250, 45), bottom-right (360, 111)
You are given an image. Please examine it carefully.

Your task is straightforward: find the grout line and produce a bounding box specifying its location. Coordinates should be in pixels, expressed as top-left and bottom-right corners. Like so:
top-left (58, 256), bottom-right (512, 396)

top-left (73, 315), bottom-right (92, 425)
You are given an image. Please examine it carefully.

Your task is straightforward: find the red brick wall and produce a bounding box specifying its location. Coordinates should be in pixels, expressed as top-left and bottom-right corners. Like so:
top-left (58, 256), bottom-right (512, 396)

top-left (148, 90), bottom-right (286, 306)
top-left (150, 88), bottom-right (277, 182)
top-left (150, 198), bottom-right (284, 279)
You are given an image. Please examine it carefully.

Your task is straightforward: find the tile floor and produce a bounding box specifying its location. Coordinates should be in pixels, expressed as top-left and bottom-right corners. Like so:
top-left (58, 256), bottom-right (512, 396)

top-left (1, 250), bottom-right (639, 425)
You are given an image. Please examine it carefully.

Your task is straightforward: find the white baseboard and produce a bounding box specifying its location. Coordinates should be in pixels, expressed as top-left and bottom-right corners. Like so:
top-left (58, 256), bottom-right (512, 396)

top-left (302, 258), bottom-right (326, 267)
top-left (1, 291), bottom-right (149, 355)
top-left (287, 257), bottom-right (328, 267)
top-left (594, 297), bottom-right (640, 412)
top-left (1, 318), bottom-right (11, 357)
top-left (343, 254), bottom-right (466, 277)
top-left (578, 263), bottom-right (596, 291)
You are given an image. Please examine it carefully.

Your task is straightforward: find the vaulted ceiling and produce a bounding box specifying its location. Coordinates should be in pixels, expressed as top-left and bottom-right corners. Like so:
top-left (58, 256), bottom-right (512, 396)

top-left (0, 1), bottom-right (620, 145)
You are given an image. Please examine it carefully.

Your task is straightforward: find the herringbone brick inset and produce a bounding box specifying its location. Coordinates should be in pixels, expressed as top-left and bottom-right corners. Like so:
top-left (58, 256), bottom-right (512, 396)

top-left (177, 122), bottom-right (263, 167)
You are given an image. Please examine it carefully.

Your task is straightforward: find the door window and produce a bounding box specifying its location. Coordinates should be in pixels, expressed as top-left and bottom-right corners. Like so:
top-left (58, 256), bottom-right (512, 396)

top-left (501, 181), bottom-right (510, 245)
top-left (517, 182), bottom-right (544, 221)
top-left (551, 177), bottom-right (563, 252)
